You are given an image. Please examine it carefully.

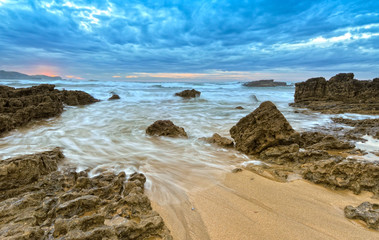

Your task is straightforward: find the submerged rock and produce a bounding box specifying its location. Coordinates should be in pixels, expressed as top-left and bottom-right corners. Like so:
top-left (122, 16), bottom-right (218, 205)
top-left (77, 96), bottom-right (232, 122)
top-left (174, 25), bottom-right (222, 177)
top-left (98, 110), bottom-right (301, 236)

top-left (302, 158), bottom-right (379, 196)
top-left (108, 94), bottom-right (120, 100)
top-left (0, 84), bottom-right (98, 136)
top-left (243, 80), bottom-right (286, 87)
top-left (0, 150), bottom-right (173, 239)
top-left (174, 89), bottom-right (201, 98)
top-left (230, 101), bottom-right (299, 155)
top-left (202, 133), bottom-right (234, 148)
top-left (344, 202), bottom-right (379, 230)
top-left (146, 120), bottom-right (188, 138)
top-left (235, 106), bottom-right (244, 109)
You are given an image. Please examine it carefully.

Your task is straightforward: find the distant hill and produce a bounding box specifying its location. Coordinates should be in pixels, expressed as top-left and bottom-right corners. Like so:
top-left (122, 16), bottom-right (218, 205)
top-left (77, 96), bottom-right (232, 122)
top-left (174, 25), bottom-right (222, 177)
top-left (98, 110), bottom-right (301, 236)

top-left (243, 79), bottom-right (287, 87)
top-left (0, 70), bottom-right (62, 80)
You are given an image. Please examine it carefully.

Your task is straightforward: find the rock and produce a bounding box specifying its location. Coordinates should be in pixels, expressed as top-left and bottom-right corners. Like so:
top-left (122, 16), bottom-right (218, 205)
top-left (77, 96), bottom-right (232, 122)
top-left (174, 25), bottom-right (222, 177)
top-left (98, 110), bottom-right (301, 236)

top-left (0, 150), bottom-right (173, 239)
top-left (202, 133), bottom-right (234, 148)
top-left (243, 80), bottom-right (287, 87)
top-left (302, 158), bottom-right (379, 196)
top-left (332, 117), bottom-right (379, 139)
top-left (344, 202), bottom-right (379, 230)
top-left (231, 168), bottom-right (243, 173)
top-left (108, 94), bottom-right (120, 100)
top-left (146, 120), bottom-right (188, 138)
top-left (291, 73), bottom-right (379, 114)
top-left (0, 84), bottom-right (98, 136)
top-left (230, 101), bottom-right (300, 155)
top-left (174, 89), bottom-right (201, 98)
top-left (235, 106), bottom-right (244, 109)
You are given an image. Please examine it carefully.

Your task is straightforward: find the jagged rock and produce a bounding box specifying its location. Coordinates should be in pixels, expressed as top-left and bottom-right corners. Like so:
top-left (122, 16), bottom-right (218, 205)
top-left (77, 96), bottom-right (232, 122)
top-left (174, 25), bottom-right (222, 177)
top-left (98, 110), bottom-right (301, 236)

top-left (344, 202), bottom-right (379, 230)
top-left (243, 80), bottom-right (286, 87)
top-left (146, 120), bottom-right (188, 138)
top-left (174, 89), bottom-right (201, 98)
top-left (0, 150), bottom-right (173, 239)
top-left (202, 133), bottom-right (234, 148)
top-left (291, 73), bottom-right (379, 114)
top-left (332, 117), bottom-right (379, 139)
top-left (108, 94), bottom-right (120, 100)
top-left (230, 101), bottom-right (300, 155)
top-left (302, 158), bottom-right (379, 196)
top-left (0, 84), bottom-right (98, 136)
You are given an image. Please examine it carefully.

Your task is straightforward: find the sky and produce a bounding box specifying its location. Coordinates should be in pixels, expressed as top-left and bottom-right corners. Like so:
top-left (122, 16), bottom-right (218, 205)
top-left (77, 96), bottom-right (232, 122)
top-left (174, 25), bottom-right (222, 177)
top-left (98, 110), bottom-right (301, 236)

top-left (0, 0), bottom-right (378, 81)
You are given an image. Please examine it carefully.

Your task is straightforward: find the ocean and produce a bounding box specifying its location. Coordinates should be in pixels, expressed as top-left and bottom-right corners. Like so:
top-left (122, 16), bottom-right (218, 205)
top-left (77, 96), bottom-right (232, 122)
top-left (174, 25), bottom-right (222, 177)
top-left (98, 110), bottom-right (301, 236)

top-left (0, 79), bottom-right (378, 203)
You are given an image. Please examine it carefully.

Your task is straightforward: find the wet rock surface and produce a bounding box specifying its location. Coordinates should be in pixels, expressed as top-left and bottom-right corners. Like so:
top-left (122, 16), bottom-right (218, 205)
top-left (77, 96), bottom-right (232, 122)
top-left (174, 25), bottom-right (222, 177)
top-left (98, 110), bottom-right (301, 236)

top-left (302, 158), bottom-right (379, 196)
top-left (146, 120), bottom-right (188, 138)
top-left (174, 89), bottom-right (201, 98)
top-left (291, 73), bottom-right (379, 114)
top-left (108, 94), bottom-right (120, 100)
top-left (201, 133), bottom-right (234, 148)
top-left (230, 101), bottom-right (299, 155)
top-left (332, 117), bottom-right (379, 139)
top-left (0, 150), bottom-right (173, 239)
top-left (0, 84), bottom-right (98, 136)
top-left (344, 202), bottom-right (379, 230)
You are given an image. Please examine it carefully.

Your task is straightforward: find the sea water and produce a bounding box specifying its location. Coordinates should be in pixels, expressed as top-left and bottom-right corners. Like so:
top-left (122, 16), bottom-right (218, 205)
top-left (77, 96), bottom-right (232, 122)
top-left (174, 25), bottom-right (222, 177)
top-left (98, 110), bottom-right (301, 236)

top-left (0, 79), bottom-right (378, 203)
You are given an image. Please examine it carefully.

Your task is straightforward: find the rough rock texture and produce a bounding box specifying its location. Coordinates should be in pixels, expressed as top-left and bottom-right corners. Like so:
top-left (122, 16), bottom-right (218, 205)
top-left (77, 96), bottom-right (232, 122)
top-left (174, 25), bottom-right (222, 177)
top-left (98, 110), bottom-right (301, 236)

top-left (0, 150), bottom-right (172, 239)
top-left (299, 132), bottom-right (354, 150)
top-left (344, 202), bottom-right (379, 230)
top-left (332, 117), bottom-right (379, 139)
top-left (243, 80), bottom-right (287, 87)
top-left (291, 73), bottom-right (379, 114)
top-left (174, 89), bottom-right (201, 98)
top-left (202, 133), bottom-right (234, 148)
top-left (108, 94), bottom-right (120, 100)
top-left (230, 101), bottom-right (300, 155)
top-left (302, 158), bottom-right (379, 196)
top-left (146, 120), bottom-right (188, 138)
top-left (0, 84), bottom-right (98, 135)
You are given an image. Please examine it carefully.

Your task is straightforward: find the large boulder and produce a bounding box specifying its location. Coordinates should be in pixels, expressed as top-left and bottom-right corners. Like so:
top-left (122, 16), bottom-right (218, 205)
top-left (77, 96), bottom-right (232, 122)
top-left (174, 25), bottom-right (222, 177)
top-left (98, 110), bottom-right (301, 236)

top-left (344, 202), bottom-right (379, 230)
top-left (230, 101), bottom-right (299, 155)
top-left (174, 89), bottom-right (201, 98)
top-left (146, 120), bottom-right (188, 138)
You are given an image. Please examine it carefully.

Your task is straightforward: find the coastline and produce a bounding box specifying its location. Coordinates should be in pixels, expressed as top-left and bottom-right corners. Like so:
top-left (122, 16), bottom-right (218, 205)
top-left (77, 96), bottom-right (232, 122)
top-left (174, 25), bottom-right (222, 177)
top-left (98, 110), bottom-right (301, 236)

top-left (153, 170), bottom-right (379, 240)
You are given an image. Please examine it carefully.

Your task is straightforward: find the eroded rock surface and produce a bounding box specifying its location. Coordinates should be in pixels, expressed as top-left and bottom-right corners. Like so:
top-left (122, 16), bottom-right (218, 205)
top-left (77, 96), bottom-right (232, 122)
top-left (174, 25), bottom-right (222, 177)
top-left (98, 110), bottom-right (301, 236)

top-left (0, 84), bottom-right (98, 135)
top-left (333, 117), bottom-right (379, 139)
top-left (302, 158), bottom-right (379, 196)
top-left (230, 101), bottom-right (299, 155)
top-left (291, 73), bottom-right (379, 114)
top-left (300, 132), bottom-right (354, 150)
top-left (202, 133), bottom-right (234, 148)
top-left (146, 120), bottom-right (188, 138)
top-left (344, 202), bottom-right (379, 230)
top-left (0, 150), bottom-right (172, 239)
top-left (174, 89), bottom-right (201, 98)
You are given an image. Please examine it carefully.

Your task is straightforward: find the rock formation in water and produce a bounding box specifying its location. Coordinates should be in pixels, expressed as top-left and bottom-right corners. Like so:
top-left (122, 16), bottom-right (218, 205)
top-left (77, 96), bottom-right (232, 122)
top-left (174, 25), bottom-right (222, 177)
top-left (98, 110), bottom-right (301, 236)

top-left (291, 73), bottom-right (379, 114)
top-left (299, 132), bottom-right (354, 150)
top-left (0, 149), bottom-right (173, 239)
top-left (0, 84), bottom-right (98, 135)
top-left (332, 117), bottom-right (379, 139)
top-left (108, 94), bottom-right (120, 100)
top-left (146, 120), bottom-right (188, 138)
top-left (201, 133), bottom-right (234, 148)
top-left (243, 79), bottom-right (287, 87)
top-left (344, 202), bottom-right (379, 230)
top-left (230, 101), bottom-right (300, 155)
top-left (174, 89), bottom-right (201, 98)
top-left (0, 70), bottom-right (62, 80)
top-left (235, 106), bottom-right (244, 109)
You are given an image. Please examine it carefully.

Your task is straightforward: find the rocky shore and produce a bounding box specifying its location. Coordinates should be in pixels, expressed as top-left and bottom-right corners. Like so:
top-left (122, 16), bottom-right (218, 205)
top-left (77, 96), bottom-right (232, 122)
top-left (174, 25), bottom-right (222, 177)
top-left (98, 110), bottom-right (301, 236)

top-left (242, 79), bottom-right (287, 87)
top-left (0, 84), bottom-right (98, 136)
top-left (0, 149), bottom-right (173, 239)
top-left (290, 73), bottom-right (379, 114)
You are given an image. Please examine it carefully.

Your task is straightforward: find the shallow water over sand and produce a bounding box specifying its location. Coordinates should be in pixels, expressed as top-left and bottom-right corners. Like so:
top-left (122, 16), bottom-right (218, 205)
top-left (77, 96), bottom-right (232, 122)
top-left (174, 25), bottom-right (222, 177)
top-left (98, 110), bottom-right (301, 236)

top-left (0, 79), bottom-right (378, 203)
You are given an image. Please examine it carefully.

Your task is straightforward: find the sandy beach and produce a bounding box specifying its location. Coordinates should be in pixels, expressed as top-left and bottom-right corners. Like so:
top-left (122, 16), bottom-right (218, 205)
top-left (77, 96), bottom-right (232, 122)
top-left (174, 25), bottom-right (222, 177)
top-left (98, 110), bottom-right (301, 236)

top-left (153, 170), bottom-right (379, 240)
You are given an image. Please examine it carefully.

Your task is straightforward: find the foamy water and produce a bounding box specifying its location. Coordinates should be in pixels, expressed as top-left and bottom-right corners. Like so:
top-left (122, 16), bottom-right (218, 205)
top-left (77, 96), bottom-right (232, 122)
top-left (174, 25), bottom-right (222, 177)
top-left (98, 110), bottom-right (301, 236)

top-left (0, 79), bottom-right (378, 203)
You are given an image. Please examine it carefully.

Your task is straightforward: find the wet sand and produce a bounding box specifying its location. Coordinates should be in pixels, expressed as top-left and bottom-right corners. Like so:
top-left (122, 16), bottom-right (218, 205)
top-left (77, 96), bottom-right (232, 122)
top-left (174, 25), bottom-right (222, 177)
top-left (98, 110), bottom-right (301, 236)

top-left (152, 170), bottom-right (379, 240)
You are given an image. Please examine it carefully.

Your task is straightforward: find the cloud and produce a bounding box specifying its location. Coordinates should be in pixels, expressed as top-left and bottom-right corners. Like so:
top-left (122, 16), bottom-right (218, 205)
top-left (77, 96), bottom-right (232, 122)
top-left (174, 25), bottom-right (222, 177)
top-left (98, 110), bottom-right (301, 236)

top-left (0, 0), bottom-right (378, 80)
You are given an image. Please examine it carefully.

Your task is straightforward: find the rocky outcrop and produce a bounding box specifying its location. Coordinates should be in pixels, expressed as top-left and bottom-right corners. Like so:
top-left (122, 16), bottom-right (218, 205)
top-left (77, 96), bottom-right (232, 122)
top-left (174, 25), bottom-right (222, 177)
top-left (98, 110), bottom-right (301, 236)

top-left (230, 101), bottom-right (299, 155)
top-left (0, 84), bottom-right (98, 135)
top-left (0, 150), bottom-right (173, 239)
top-left (108, 94), bottom-right (120, 100)
top-left (302, 158), bottom-right (379, 196)
top-left (299, 132), bottom-right (354, 150)
top-left (174, 89), bottom-right (201, 98)
top-left (291, 73), bottom-right (379, 114)
top-left (146, 120), bottom-right (188, 138)
top-left (332, 117), bottom-right (379, 139)
top-left (202, 133), bottom-right (234, 148)
top-left (0, 70), bottom-right (62, 80)
top-left (344, 202), bottom-right (379, 230)
top-left (243, 80), bottom-right (287, 87)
